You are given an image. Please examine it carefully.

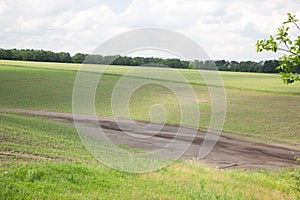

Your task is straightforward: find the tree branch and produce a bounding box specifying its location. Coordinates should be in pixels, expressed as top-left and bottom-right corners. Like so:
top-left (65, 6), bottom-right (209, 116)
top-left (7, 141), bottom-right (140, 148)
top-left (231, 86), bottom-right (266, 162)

top-left (277, 47), bottom-right (300, 57)
top-left (283, 41), bottom-right (291, 52)
top-left (292, 21), bottom-right (300, 31)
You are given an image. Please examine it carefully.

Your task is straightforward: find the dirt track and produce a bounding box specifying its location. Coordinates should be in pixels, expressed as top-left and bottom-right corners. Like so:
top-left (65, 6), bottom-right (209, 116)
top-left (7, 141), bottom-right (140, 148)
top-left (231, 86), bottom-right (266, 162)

top-left (2, 107), bottom-right (300, 169)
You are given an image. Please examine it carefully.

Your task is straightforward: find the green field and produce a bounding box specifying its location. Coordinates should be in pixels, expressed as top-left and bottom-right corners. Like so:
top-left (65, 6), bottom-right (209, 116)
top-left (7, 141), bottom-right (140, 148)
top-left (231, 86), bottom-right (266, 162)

top-left (1, 59), bottom-right (299, 94)
top-left (1, 60), bottom-right (300, 145)
top-left (1, 112), bottom-right (299, 199)
top-left (1, 60), bottom-right (300, 199)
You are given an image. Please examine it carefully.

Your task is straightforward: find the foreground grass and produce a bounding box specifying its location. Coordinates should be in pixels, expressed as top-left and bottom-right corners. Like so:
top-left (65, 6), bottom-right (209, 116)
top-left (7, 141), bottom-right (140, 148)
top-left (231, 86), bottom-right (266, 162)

top-left (0, 60), bottom-right (300, 145)
top-left (2, 161), bottom-right (300, 200)
top-left (1, 113), bottom-right (299, 199)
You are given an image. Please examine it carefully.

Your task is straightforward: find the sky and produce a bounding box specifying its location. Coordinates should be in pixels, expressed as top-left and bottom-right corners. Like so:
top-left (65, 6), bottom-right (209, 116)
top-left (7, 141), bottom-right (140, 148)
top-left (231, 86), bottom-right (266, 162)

top-left (0, 0), bottom-right (299, 61)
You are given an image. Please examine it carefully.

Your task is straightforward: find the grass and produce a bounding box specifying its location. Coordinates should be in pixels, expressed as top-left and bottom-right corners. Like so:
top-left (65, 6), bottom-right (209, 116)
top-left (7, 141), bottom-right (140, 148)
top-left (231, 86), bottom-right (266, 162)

top-left (0, 60), bottom-right (300, 199)
top-left (1, 161), bottom-right (300, 200)
top-left (1, 112), bottom-right (300, 199)
top-left (1, 59), bottom-right (300, 94)
top-left (0, 112), bottom-right (93, 161)
top-left (0, 60), bottom-right (300, 145)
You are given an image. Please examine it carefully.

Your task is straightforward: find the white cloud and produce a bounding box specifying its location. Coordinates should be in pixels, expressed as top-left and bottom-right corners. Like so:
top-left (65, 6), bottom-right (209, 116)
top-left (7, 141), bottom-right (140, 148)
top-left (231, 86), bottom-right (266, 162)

top-left (0, 0), bottom-right (299, 60)
top-left (241, 23), bottom-right (266, 38)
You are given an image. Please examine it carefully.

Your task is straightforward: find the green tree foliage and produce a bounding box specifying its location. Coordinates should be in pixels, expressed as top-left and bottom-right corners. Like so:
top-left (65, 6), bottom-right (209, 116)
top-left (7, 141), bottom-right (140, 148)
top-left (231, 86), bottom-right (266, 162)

top-left (256, 13), bottom-right (300, 84)
top-left (0, 48), bottom-right (72, 63)
top-left (0, 48), bottom-right (281, 73)
top-left (262, 60), bottom-right (280, 73)
top-left (71, 53), bottom-right (88, 63)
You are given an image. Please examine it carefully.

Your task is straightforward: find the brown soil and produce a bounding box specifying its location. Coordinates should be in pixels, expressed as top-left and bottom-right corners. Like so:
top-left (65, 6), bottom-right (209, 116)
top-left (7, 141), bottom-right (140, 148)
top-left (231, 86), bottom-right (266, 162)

top-left (2, 107), bottom-right (300, 169)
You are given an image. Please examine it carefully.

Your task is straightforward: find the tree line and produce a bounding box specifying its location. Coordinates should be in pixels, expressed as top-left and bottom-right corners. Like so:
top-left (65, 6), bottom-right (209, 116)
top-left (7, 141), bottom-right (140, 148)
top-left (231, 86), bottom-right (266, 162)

top-left (1, 48), bottom-right (297, 73)
top-left (193, 59), bottom-right (286, 73)
top-left (0, 48), bottom-right (73, 63)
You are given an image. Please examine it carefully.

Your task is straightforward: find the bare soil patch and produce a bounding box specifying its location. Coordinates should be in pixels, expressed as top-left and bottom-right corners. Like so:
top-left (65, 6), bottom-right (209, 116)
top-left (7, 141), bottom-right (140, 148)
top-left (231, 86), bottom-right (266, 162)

top-left (2, 107), bottom-right (300, 169)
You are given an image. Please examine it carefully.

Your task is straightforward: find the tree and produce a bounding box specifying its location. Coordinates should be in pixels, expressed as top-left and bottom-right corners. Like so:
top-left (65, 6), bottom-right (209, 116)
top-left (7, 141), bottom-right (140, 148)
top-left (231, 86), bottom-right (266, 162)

top-left (256, 13), bottom-right (300, 84)
top-left (58, 52), bottom-right (72, 63)
top-left (72, 53), bottom-right (87, 63)
top-left (262, 60), bottom-right (280, 73)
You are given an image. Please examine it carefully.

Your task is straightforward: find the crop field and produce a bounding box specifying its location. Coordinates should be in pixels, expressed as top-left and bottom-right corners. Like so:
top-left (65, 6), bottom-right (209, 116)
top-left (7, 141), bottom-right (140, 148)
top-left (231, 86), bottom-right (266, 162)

top-left (1, 112), bottom-right (300, 199)
top-left (0, 60), bottom-right (300, 199)
top-left (1, 60), bottom-right (300, 145)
